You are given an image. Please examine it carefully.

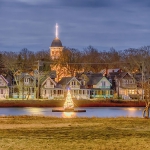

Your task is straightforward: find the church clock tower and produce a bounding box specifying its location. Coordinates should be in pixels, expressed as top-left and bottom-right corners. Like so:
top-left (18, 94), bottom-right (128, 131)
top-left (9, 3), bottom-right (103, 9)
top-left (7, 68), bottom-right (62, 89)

top-left (50, 23), bottom-right (63, 59)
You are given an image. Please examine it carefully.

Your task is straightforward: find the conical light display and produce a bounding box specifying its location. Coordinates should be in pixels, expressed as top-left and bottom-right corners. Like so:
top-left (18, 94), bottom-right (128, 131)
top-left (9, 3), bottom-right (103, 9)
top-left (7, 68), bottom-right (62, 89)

top-left (64, 89), bottom-right (74, 110)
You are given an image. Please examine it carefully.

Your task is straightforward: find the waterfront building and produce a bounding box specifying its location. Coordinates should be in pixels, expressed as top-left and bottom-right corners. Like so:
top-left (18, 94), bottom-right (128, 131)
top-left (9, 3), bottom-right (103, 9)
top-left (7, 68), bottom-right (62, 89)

top-left (57, 77), bottom-right (90, 99)
top-left (115, 72), bottom-right (142, 99)
top-left (0, 75), bottom-right (9, 99)
top-left (11, 72), bottom-right (36, 99)
top-left (40, 76), bottom-right (64, 99)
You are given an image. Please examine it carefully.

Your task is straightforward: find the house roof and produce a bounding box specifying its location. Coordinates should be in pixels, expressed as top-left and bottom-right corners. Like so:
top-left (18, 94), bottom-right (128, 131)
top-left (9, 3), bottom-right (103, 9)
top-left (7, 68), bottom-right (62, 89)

top-left (58, 77), bottom-right (80, 85)
top-left (41, 76), bottom-right (56, 86)
top-left (87, 77), bottom-right (103, 85)
top-left (86, 72), bottom-right (103, 77)
top-left (116, 72), bottom-right (133, 79)
top-left (76, 72), bottom-right (103, 80)
top-left (87, 76), bottom-right (112, 86)
top-left (19, 73), bottom-right (34, 80)
top-left (0, 75), bottom-right (9, 84)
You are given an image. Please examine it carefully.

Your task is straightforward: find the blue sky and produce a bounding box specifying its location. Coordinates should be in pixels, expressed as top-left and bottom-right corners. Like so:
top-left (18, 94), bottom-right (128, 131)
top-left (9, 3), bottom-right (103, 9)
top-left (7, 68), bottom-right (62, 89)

top-left (0, 0), bottom-right (150, 52)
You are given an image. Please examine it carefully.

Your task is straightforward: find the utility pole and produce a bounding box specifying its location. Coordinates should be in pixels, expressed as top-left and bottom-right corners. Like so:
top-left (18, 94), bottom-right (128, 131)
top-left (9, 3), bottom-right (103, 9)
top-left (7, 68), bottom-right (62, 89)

top-left (141, 62), bottom-right (144, 100)
top-left (37, 60), bottom-right (40, 100)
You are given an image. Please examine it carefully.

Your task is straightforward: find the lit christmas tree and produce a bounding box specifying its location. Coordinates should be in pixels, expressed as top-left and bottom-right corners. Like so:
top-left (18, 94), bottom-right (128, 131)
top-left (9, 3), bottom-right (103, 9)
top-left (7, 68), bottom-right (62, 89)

top-left (64, 89), bottom-right (74, 110)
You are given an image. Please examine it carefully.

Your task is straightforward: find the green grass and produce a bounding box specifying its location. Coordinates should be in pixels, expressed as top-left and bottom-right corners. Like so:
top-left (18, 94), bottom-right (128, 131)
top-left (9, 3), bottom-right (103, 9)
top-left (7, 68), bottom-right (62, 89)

top-left (0, 116), bottom-right (150, 150)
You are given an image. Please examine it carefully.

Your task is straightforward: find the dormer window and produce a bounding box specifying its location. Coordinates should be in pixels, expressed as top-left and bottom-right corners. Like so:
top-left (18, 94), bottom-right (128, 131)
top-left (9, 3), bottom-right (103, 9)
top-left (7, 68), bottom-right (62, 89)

top-left (24, 78), bottom-right (30, 83)
top-left (101, 81), bottom-right (106, 87)
top-left (72, 81), bottom-right (76, 85)
top-left (123, 79), bottom-right (128, 84)
top-left (129, 79), bottom-right (134, 84)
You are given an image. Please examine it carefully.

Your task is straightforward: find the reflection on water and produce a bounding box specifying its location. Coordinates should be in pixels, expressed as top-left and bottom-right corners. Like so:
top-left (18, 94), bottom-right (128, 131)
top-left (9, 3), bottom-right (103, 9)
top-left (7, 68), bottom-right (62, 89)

top-left (62, 112), bottom-right (76, 118)
top-left (123, 107), bottom-right (142, 111)
top-left (0, 107), bottom-right (148, 118)
top-left (25, 107), bottom-right (45, 115)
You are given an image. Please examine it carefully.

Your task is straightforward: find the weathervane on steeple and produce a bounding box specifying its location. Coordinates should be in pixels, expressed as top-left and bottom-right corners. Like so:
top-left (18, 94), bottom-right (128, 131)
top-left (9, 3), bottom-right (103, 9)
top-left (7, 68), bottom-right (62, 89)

top-left (55, 23), bottom-right (58, 38)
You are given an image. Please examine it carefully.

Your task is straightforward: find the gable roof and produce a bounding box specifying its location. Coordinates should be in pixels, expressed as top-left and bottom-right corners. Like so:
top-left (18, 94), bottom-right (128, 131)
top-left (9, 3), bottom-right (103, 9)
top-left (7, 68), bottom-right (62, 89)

top-left (0, 75), bottom-right (8, 84)
top-left (87, 76), bottom-right (111, 86)
top-left (116, 72), bottom-right (134, 79)
top-left (41, 76), bottom-right (56, 86)
top-left (58, 77), bottom-right (80, 85)
top-left (87, 77), bottom-right (103, 85)
top-left (19, 73), bottom-right (35, 80)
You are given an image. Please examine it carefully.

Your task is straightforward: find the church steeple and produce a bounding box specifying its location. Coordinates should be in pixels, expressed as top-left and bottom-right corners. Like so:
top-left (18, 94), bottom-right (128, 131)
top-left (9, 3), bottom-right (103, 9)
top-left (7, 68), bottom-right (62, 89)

top-left (55, 23), bottom-right (58, 38)
top-left (50, 23), bottom-right (63, 60)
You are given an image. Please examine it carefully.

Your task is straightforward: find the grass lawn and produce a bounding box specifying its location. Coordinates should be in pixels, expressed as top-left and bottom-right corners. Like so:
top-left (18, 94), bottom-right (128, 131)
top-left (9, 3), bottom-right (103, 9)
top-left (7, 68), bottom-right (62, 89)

top-left (0, 116), bottom-right (150, 150)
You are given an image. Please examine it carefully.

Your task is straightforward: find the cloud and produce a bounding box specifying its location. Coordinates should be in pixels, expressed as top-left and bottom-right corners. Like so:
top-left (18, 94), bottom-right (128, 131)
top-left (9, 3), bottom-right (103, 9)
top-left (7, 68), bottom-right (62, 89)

top-left (0, 0), bottom-right (150, 52)
top-left (2, 0), bottom-right (52, 5)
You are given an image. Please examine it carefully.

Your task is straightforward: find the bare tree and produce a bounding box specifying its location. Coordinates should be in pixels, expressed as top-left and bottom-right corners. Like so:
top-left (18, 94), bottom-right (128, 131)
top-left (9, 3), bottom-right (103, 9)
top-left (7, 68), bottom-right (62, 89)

top-left (143, 81), bottom-right (150, 118)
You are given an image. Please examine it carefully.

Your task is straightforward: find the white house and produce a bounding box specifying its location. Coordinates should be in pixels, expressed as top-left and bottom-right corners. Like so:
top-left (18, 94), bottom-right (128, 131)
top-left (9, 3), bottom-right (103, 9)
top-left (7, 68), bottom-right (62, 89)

top-left (41, 76), bottom-right (64, 99)
top-left (58, 77), bottom-right (90, 100)
top-left (87, 76), bottom-right (113, 99)
top-left (0, 75), bottom-right (9, 99)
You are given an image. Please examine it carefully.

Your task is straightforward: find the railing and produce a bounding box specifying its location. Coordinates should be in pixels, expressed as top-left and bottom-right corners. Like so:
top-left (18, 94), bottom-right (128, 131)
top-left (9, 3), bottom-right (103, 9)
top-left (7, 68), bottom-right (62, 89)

top-left (70, 85), bottom-right (80, 89)
top-left (121, 84), bottom-right (137, 88)
top-left (99, 86), bottom-right (110, 89)
top-left (44, 85), bottom-right (54, 88)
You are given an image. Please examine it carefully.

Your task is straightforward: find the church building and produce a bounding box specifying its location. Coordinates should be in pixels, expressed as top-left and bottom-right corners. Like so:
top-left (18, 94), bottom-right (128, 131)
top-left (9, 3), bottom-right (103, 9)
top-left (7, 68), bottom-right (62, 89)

top-left (50, 24), bottom-right (63, 60)
top-left (49, 24), bottom-right (70, 81)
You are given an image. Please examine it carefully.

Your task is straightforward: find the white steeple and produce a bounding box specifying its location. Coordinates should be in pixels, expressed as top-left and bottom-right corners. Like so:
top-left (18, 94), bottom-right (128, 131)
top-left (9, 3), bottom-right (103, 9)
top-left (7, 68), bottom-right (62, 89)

top-left (55, 23), bottom-right (58, 38)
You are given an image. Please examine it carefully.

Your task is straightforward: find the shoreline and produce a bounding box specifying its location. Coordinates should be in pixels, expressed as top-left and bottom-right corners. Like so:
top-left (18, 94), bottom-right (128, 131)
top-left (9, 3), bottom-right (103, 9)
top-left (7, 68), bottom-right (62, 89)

top-left (0, 100), bottom-right (146, 107)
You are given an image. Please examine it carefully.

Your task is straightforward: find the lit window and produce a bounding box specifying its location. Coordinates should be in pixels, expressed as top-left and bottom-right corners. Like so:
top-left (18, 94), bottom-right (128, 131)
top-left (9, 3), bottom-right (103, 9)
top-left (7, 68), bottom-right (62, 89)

top-left (1, 89), bottom-right (3, 94)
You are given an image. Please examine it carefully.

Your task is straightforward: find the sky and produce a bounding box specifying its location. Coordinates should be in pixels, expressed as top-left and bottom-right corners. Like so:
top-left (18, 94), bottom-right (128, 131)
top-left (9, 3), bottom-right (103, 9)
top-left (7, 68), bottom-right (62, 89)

top-left (0, 0), bottom-right (150, 52)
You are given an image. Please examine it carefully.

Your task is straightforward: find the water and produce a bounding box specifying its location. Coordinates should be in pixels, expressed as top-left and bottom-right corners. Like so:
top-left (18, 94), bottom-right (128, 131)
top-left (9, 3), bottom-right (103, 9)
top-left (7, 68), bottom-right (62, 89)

top-left (0, 107), bottom-right (146, 118)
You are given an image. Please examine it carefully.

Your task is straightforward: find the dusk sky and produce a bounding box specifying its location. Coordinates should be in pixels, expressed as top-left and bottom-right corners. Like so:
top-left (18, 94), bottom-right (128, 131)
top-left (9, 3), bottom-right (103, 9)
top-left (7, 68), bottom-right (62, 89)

top-left (0, 0), bottom-right (150, 52)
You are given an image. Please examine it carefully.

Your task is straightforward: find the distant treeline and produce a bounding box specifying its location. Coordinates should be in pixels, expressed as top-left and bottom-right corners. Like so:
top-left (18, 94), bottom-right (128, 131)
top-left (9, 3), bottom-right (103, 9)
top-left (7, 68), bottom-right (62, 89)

top-left (1, 45), bottom-right (150, 76)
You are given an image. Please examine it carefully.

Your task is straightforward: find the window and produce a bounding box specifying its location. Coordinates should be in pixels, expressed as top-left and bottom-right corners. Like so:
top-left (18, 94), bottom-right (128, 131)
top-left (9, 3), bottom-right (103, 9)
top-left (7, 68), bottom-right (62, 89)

top-left (32, 88), bottom-right (34, 93)
top-left (110, 90), bottom-right (113, 95)
top-left (129, 79), bottom-right (134, 84)
top-left (128, 90), bottom-right (135, 94)
top-left (83, 90), bottom-right (85, 95)
top-left (101, 81), bottom-right (106, 87)
top-left (72, 81), bottom-right (75, 85)
top-left (74, 90), bottom-right (77, 94)
top-left (24, 78), bottom-right (30, 83)
top-left (1, 89), bottom-right (3, 94)
top-left (87, 90), bottom-right (89, 94)
top-left (102, 90), bottom-right (106, 95)
top-left (79, 90), bottom-right (82, 94)
top-left (54, 90), bottom-right (56, 94)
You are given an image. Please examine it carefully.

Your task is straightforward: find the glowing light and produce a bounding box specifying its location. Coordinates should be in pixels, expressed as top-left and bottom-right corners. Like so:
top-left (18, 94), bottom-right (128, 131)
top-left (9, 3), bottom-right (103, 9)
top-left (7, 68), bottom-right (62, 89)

top-left (56, 23), bottom-right (58, 38)
top-left (64, 89), bottom-right (74, 110)
top-left (25, 107), bottom-right (44, 115)
top-left (123, 107), bottom-right (139, 111)
top-left (62, 112), bottom-right (76, 118)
